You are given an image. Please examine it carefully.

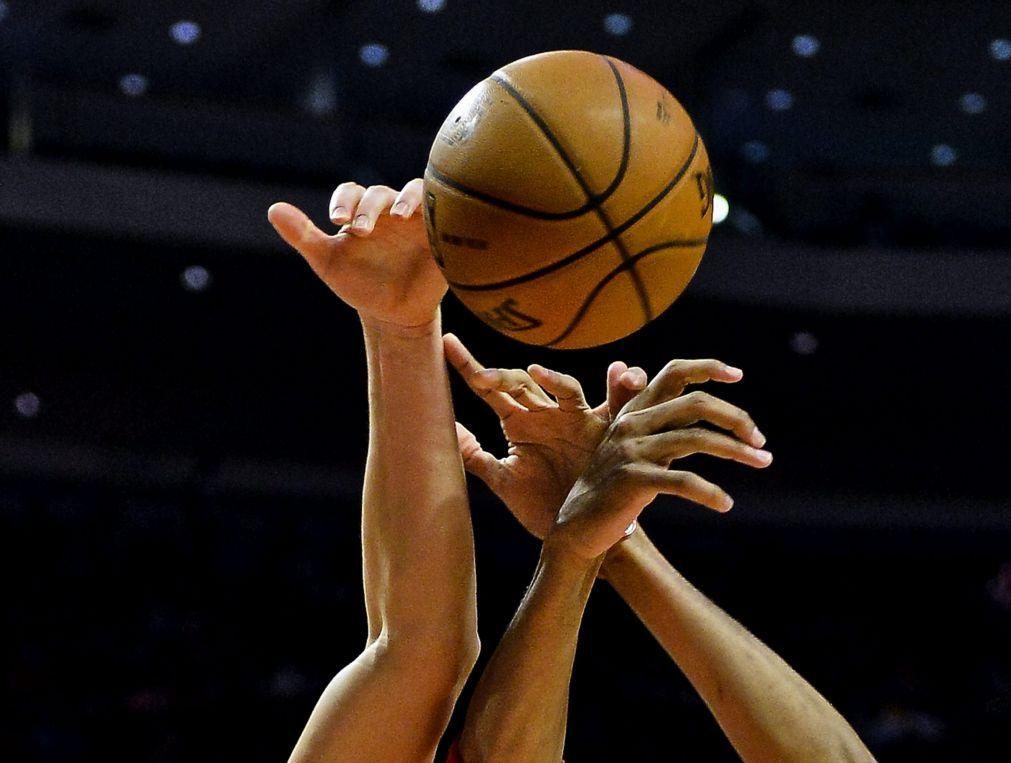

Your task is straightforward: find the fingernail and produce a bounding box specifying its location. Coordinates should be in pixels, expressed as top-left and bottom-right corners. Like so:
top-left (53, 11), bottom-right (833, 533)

top-left (721, 494), bottom-right (735, 511)
top-left (353, 214), bottom-right (370, 230)
top-left (331, 206), bottom-right (348, 222)
top-left (752, 427), bottom-right (767, 448)
top-left (752, 448), bottom-right (773, 465)
top-left (391, 201), bottom-right (408, 217)
top-left (723, 364), bottom-right (744, 379)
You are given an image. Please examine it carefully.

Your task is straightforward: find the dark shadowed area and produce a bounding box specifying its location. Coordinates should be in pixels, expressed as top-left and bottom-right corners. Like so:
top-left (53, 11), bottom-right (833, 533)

top-left (1, 1), bottom-right (1009, 760)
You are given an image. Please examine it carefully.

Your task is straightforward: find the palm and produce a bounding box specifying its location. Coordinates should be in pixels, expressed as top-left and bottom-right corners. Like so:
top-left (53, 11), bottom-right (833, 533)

top-left (461, 406), bottom-right (608, 538)
top-left (314, 217), bottom-right (445, 327)
top-left (267, 180), bottom-right (446, 328)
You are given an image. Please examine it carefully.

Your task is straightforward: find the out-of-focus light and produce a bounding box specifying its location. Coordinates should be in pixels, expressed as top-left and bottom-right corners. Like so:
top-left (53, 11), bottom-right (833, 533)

top-left (730, 208), bottom-right (763, 236)
top-left (712, 194), bottom-right (729, 224)
top-left (14, 392), bottom-right (41, 419)
top-left (0, 2), bottom-right (9, 22)
top-left (603, 13), bottom-right (633, 36)
top-left (790, 332), bottom-right (819, 355)
top-left (791, 34), bottom-right (820, 57)
top-left (959, 92), bottom-right (987, 114)
top-left (359, 43), bottom-right (389, 67)
top-left (170, 20), bottom-right (201, 46)
top-left (741, 140), bottom-right (770, 163)
top-left (990, 38), bottom-right (1011, 61)
top-left (304, 72), bottom-right (337, 117)
top-left (119, 73), bottom-right (149, 97)
top-left (181, 265), bottom-right (211, 292)
top-left (930, 143), bottom-right (957, 167)
top-left (417, 0), bottom-right (446, 12)
top-left (765, 88), bottom-right (794, 111)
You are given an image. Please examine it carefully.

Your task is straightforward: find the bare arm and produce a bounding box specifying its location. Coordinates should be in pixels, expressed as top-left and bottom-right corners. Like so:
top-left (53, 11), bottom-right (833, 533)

top-left (459, 360), bottom-right (761, 762)
top-left (461, 541), bottom-right (600, 763)
top-left (447, 336), bottom-right (870, 761)
top-left (603, 530), bottom-right (874, 763)
top-left (269, 181), bottom-right (478, 762)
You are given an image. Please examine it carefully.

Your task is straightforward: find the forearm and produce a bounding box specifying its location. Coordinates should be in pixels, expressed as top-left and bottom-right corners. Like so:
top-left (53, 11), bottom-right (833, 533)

top-left (461, 541), bottom-right (601, 762)
top-left (602, 530), bottom-right (873, 763)
top-left (360, 312), bottom-right (477, 651)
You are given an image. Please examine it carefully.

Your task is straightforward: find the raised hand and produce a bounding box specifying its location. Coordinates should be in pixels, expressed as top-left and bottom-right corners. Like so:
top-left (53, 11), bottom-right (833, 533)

top-left (268, 179), bottom-right (446, 329)
top-left (550, 360), bottom-right (773, 560)
top-left (446, 335), bottom-right (766, 547)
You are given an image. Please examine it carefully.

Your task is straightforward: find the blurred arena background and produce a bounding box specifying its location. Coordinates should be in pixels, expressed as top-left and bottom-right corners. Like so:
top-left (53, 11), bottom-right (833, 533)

top-left (2, 1), bottom-right (1010, 760)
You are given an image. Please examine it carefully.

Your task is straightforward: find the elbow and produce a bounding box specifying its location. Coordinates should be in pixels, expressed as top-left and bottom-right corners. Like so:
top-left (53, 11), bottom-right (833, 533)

top-left (384, 625), bottom-right (480, 695)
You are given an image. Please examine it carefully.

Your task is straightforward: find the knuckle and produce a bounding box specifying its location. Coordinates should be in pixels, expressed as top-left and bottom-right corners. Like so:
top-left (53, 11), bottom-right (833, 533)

top-left (682, 390), bottom-right (708, 409)
top-left (336, 181), bottom-right (360, 193)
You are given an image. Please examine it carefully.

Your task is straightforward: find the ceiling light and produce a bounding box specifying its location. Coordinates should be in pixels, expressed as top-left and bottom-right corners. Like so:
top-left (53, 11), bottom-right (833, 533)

top-left (170, 20), bottom-right (201, 46)
top-left (930, 144), bottom-right (957, 167)
top-left (119, 73), bottom-right (149, 97)
top-left (417, 0), bottom-right (446, 12)
top-left (181, 265), bottom-right (212, 292)
top-left (990, 38), bottom-right (1011, 61)
top-left (359, 43), bottom-right (389, 67)
top-left (14, 392), bottom-right (41, 419)
top-left (765, 88), bottom-right (793, 111)
top-left (712, 194), bottom-right (729, 224)
top-left (790, 332), bottom-right (818, 355)
top-left (959, 92), bottom-right (986, 114)
top-left (603, 13), bottom-right (633, 37)
top-left (791, 34), bottom-right (820, 57)
top-left (741, 140), bottom-right (770, 163)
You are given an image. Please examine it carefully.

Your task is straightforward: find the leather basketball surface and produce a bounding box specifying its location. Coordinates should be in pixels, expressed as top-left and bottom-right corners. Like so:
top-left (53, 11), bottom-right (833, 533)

top-left (424, 50), bottom-right (713, 349)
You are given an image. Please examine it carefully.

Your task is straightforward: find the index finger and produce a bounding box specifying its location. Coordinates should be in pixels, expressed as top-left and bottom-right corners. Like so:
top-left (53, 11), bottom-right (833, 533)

top-left (443, 333), bottom-right (524, 419)
top-left (622, 359), bottom-right (743, 414)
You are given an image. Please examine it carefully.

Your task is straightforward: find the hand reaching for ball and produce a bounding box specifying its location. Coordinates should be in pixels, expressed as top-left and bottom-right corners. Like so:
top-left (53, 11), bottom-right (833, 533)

top-left (447, 335), bottom-right (771, 555)
top-left (267, 179), bottom-right (447, 330)
top-left (549, 360), bottom-right (772, 560)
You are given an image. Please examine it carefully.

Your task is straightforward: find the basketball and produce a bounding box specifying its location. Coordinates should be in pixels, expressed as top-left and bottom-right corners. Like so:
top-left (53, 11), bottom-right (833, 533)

top-left (423, 49), bottom-right (714, 349)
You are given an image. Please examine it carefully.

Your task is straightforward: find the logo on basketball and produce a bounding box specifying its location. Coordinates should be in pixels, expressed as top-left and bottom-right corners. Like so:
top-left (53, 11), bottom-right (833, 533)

top-left (480, 299), bottom-right (543, 332)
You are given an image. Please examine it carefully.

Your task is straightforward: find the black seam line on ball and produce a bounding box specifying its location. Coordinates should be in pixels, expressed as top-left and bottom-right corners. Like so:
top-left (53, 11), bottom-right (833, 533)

top-left (424, 59), bottom-right (631, 221)
top-left (448, 131), bottom-right (701, 292)
top-left (490, 67), bottom-right (652, 322)
top-left (544, 239), bottom-right (707, 348)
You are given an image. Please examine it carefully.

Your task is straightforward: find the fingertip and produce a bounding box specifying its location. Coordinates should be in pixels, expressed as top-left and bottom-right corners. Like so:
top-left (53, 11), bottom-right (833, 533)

top-left (720, 364), bottom-right (744, 381)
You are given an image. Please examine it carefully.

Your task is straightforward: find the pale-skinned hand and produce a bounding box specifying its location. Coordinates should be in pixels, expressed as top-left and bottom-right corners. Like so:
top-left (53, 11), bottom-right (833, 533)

top-left (267, 179), bottom-right (446, 330)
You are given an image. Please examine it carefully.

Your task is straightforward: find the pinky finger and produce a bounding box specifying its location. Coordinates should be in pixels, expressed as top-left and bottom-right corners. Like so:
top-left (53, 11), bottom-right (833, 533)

top-left (392, 178), bottom-right (424, 219)
top-left (645, 468), bottom-right (734, 513)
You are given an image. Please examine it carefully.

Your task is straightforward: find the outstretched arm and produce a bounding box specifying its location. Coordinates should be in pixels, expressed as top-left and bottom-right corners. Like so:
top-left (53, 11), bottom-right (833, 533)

top-left (459, 358), bottom-right (766, 762)
top-left (603, 530), bottom-right (873, 762)
top-left (447, 337), bottom-right (871, 762)
top-left (269, 181), bottom-right (478, 763)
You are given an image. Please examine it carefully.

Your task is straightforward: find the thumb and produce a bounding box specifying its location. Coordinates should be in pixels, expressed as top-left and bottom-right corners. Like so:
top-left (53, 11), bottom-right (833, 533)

top-left (267, 202), bottom-right (332, 268)
top-left (455, 422), bottom-right (502, 488)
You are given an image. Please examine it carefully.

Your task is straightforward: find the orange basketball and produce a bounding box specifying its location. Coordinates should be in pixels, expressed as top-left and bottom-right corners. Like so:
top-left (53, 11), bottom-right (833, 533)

top-left (423, 50), bottom-right (714, 350)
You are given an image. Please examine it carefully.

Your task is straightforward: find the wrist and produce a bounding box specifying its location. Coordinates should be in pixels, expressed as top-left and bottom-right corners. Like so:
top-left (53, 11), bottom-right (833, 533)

top-left (599, 525), bottom-right (650, 582)
top-left (360, 309), bottom-right (441, 340)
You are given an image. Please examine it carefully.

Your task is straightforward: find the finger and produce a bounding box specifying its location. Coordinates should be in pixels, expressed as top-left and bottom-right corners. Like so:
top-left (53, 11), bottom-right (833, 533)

top-left (528, 364), bottom-right (588, 412)
top-left (632, 465), bottom-right (734, 512)
top-left (455, 422), bottom-right (503, 488)
top-left (642, 390), bottom-right (765, 448)
top-left (643, 428), bottom-right (773, 469)
top-left (329, 182), bottom-right (366, 225)
top-left (347, 185), bottom-right (398, 236)
top-left (267, 202), bottom-right (333, 267)
top-left (604, 361), bottom-right (647, 419)
top-left (391, 178), bottom-right (424, 219)
top-left (490, 368), bottom-right (554, 409)
top-left (443, 333), bottom-right (524, 419)
top-left (625, 359), bottom-right (743, 413)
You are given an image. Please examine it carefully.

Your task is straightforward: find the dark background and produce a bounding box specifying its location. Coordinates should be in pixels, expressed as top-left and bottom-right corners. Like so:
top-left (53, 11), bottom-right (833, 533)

top-left (2, 1), bottom-right (1010, 760)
